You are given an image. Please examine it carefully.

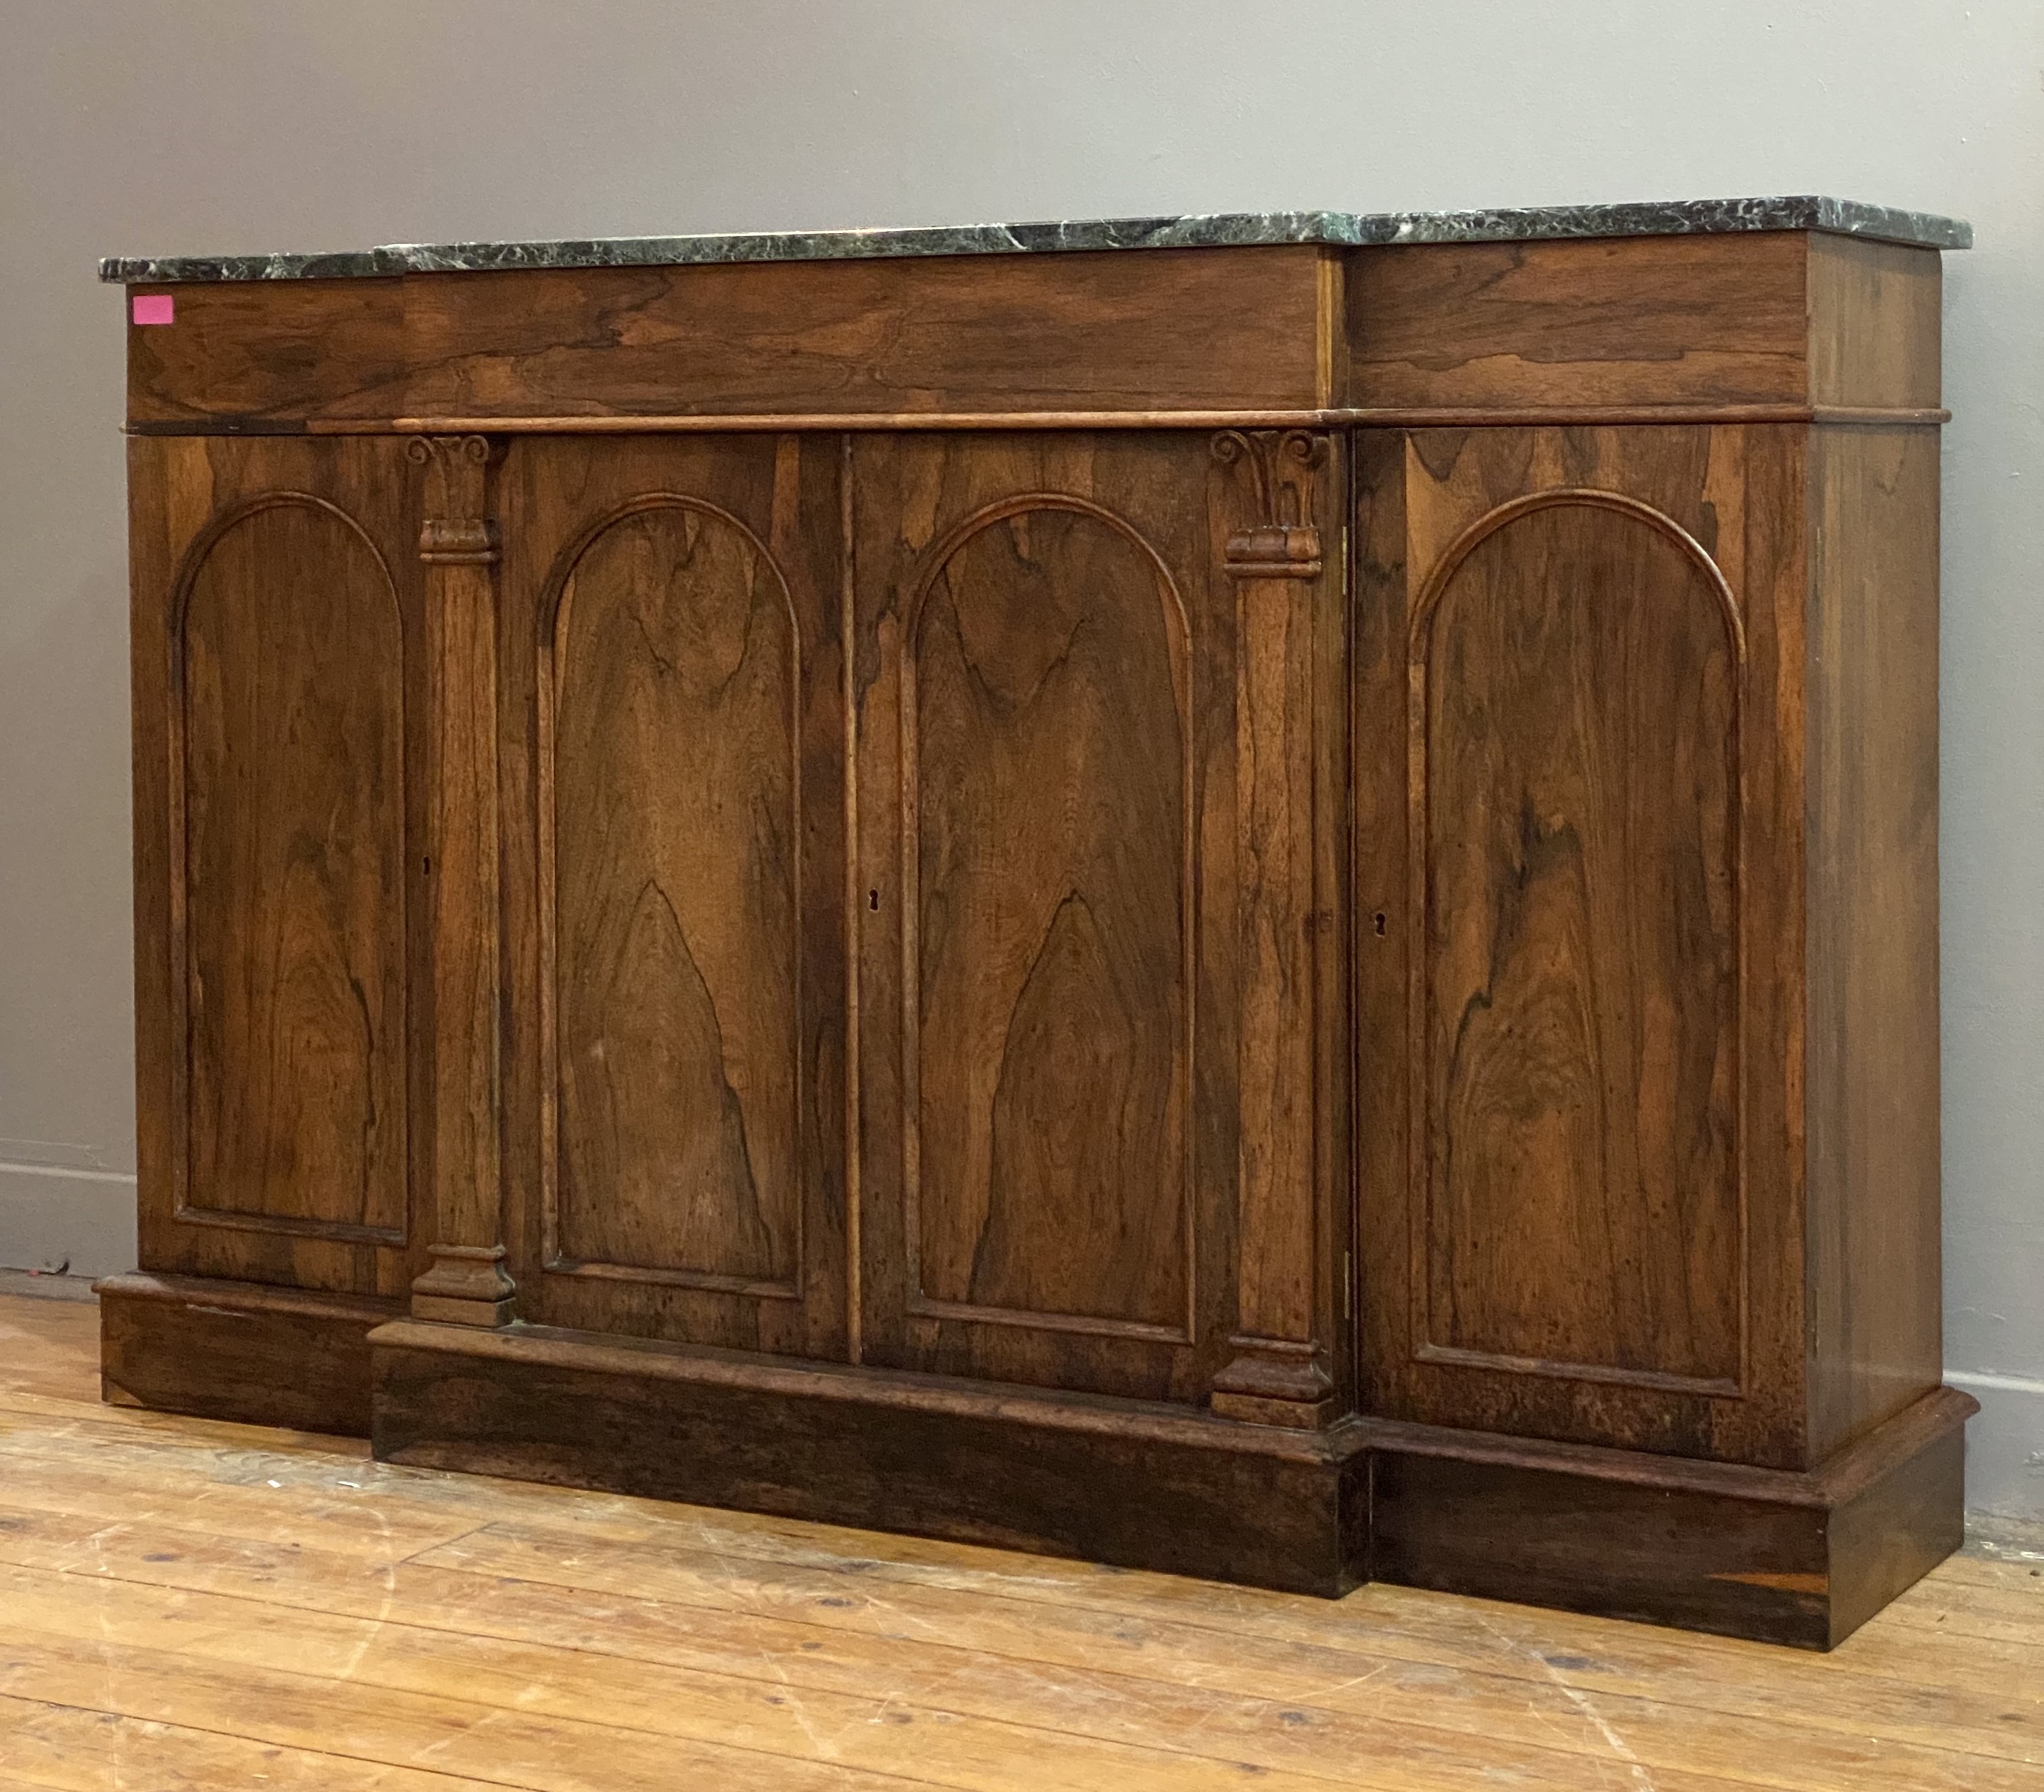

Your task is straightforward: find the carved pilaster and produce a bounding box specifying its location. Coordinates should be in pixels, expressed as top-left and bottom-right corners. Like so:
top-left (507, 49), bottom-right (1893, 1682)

top-left (1211, 430), bottom-right (1335, 1428)
top-left (410, 435), bottom-right (512, 1327)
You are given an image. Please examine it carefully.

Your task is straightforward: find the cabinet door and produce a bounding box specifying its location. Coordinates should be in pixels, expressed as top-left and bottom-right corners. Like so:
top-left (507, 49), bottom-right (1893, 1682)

top-left (1353, 425), bottom-right (1805, 1466)
top-left (130, 436), bottom-right (427, 1299)
top-left (850, 432), bottom-right (1348, 1407)
top-left (497, 436), bottom-right (848, 1357)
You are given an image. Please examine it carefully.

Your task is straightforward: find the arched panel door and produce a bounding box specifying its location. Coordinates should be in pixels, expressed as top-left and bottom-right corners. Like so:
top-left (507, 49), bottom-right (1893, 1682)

top-left (1350, 425), bottom-right (1799, 1468)
top-left (850, 433), bottom-right (1253, 1406)
top-left (130, 436), bottom-right (426, 1302)
top-left (546, 500), bottom-right (801, 1292)
top-left (498, 434), bottom-right (848, 1359)
top-left (1411, 489), bottom-right (1745, 1395)
top-left (906, 496), bottom-right (1194, 1336)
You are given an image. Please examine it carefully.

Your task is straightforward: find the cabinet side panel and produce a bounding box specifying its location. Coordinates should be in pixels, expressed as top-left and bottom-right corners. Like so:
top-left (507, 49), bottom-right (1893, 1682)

top-left (1806, 239), bottom-right (1943, 412)
top-left (129, 439), bottom-right (181, 1280)
top-left (1805, 426), bottom-right (1943, 1461)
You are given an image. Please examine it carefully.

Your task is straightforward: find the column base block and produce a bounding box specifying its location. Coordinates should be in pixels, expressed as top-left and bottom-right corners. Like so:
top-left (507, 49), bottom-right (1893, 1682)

top-left (1210, 1389), bottom-right (1338, 1428)
top-left (410, 1292), bottom-right (516, 1328)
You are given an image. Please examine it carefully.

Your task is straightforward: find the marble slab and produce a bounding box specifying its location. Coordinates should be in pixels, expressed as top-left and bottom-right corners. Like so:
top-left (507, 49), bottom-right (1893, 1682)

top-left (100, 196), bottom-right (1971, 284)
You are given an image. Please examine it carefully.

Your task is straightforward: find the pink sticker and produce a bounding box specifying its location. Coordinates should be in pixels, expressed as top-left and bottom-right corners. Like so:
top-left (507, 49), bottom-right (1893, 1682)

top-left (131, 293), bottom-right (174, 325)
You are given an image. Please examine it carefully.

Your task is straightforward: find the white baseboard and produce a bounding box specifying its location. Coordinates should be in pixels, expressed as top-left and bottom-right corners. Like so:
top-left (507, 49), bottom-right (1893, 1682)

top-left (0, 1267), bottom-right (98, 1302)
top-left (1951, 1370), bottom-right (2044, 1521)
top-left (0, 1161), bottom-right (137, 1280)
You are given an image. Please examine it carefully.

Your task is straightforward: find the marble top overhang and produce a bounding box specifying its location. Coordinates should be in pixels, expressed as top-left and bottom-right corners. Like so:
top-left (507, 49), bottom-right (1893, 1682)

top-left (99, 197), bottom-right (1971, 285)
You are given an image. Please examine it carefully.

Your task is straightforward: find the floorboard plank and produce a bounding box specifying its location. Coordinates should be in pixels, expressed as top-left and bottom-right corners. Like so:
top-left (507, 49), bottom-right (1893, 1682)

top-left (0, 1691), bottom-right (514, 1791)
top-left (0, 1628), bottom-right (948, 1792)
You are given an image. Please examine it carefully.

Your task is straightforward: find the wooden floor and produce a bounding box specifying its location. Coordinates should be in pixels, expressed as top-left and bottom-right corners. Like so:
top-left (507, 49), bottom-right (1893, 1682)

top-left (0, 1293), bottom-right (2037, 1791)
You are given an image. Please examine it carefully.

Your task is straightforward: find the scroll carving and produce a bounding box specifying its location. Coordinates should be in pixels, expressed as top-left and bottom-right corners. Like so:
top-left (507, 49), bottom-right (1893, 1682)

top-left (1211, 430), bottom-right (1327, 578)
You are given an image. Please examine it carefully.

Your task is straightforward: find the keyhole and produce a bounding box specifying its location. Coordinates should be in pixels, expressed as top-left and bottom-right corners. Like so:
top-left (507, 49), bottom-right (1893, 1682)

top-left (1373, 911), bottom-right (1386, 936)
top-left (869, 890), bottom-right (879, 911)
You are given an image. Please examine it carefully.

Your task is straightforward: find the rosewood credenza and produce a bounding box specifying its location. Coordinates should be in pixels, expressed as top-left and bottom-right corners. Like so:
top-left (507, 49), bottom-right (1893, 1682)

top-left (97, 198), bottom-right (1974, 1646)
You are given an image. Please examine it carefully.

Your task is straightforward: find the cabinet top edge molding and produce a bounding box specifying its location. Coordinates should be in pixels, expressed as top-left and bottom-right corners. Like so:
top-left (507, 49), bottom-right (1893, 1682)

top-left (101, 195), bottom-right (1971, 285)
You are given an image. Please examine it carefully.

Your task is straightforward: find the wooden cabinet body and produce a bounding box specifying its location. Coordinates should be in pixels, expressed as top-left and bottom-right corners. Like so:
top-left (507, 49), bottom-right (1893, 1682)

top-left (104, 222), bottom-right (1968, 1645)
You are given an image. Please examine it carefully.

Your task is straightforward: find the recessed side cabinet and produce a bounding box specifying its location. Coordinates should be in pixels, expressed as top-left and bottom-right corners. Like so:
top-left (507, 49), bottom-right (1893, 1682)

top-left (110, 437), bottom-right (431, 1434)
top-left (1355, 424), bottom-right (1802, 1468)
top-left (101, 211), bottom-right (1971, 1645)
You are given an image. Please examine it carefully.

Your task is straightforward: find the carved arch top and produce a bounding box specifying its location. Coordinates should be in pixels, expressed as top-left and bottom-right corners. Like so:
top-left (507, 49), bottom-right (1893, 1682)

top-left (537, 489), bottom-right (807, 1299)
top-left (168, 491), bottom-right (402, 643)
top-left (1405, 479), bottom-right (1749, 1401)
top-left (538, 491), bottom-right (800, 656)
top-left (902, 492), bottom-right (1194, 660)
top-left (1409, 487), bottom-right (1747, 666)
top-left (168, 488), bottom-right (410, 1251)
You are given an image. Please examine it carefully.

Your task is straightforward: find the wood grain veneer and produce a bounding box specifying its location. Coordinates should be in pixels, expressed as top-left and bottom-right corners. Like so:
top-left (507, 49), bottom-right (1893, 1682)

top-left (496, 433), bottom-right (850, 1360)
top-left (128, 249), bottom-right (1337, 427)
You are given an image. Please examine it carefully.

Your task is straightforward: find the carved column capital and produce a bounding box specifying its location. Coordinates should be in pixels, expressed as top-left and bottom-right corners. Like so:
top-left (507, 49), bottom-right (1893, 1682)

top-left (1213, 429), bottom-right (1328, 579)
top-left (410, 436), bottom-right (501, 566)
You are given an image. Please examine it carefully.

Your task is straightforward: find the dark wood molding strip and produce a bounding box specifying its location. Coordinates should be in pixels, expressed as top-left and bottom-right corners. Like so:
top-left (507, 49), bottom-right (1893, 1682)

top-left (1349, 404), bottom-right (1951, 429)
top-left (124, 402), bottom-right (1953, 438)
top-left (355, 411), bottom-right (1355, 434)
top-left (1809, 404), bottom-right (1952, 427)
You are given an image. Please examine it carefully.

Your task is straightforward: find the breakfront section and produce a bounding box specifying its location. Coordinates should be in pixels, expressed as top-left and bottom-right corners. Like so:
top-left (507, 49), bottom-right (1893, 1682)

top-left (103, 210), bottom-right (1972, 1643)
top-left (848, 431), bottom-right (1349, 1420)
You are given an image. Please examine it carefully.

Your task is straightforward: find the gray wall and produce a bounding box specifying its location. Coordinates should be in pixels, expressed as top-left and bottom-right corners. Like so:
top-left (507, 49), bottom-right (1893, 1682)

top-left (2, 1), bottom-right (2036, 1514)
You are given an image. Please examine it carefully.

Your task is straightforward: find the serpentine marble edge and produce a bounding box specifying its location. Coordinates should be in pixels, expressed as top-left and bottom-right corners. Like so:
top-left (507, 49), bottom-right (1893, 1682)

top-left (99, 196), bottom-right (1971, 283)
